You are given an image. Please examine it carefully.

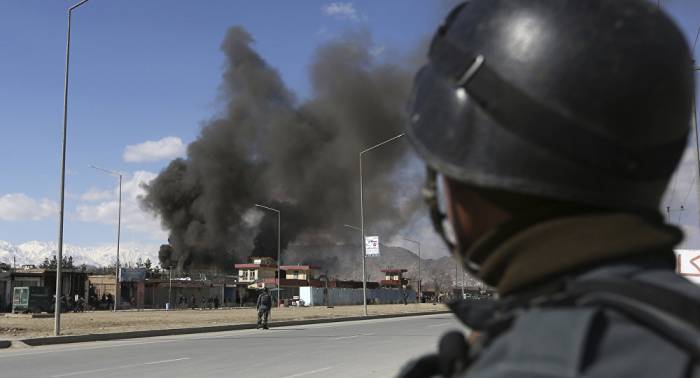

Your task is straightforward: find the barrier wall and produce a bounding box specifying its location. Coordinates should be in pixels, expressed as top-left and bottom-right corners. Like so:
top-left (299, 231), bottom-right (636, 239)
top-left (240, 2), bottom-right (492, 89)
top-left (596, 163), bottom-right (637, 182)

top-left (299, 286), bottom-right (416, 306)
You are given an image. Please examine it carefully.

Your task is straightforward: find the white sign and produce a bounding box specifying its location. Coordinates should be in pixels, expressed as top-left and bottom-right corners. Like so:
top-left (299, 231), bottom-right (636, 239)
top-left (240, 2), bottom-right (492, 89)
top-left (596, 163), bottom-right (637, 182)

top-left (675, 250), bottom-right (700, 285)
top-left (365, 236), bottom-right (380, 257)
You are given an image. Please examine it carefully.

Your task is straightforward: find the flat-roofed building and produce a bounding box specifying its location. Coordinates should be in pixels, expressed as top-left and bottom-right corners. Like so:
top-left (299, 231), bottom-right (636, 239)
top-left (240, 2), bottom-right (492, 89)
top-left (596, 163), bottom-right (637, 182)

top-left (234, 257), bottom-right (278, 287)
top-left (0, 268), bottom-right (88, 312)
top-left (380, 268), bottom-right (408, 287)
top-left (281, 265), bottom-right (320, 281)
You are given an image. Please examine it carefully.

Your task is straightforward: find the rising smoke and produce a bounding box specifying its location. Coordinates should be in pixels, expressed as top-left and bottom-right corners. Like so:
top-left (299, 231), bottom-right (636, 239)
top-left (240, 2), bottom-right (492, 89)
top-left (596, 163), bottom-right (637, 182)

top-left (141, 27), bottom-right (423, 271)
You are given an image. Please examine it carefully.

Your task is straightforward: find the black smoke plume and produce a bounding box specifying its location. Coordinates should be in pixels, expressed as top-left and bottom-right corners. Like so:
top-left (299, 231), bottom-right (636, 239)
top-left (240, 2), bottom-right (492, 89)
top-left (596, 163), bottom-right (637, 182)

top-left (141, 27), bottom-right (422, 271)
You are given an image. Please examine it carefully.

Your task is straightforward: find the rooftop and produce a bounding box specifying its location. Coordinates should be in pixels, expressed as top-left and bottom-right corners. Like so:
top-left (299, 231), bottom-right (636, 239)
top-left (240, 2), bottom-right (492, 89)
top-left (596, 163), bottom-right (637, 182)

top-left (280, 265), bottom-right (320, 271)
top-left (380, 268), bottom-right (407, 273)
top-left (234, 263), bottom-right (277, 269)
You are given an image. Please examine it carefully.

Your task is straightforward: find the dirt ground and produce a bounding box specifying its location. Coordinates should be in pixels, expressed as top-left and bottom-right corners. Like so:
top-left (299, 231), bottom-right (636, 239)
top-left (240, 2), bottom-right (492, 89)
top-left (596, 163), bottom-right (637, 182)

top-left (0, 303), bottom-right (448, 340)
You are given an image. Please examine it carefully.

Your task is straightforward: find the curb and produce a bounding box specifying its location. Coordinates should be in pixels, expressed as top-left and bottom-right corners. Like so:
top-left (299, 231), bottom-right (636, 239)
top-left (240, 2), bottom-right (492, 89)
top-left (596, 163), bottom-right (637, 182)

top-left (19, 310), bottom-right (450, 347)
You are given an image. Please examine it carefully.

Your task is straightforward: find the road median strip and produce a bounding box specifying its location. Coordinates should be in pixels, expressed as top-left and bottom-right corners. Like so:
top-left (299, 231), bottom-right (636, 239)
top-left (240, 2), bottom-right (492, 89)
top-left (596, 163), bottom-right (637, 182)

top-left (3, 310), bottom-right (449, 348)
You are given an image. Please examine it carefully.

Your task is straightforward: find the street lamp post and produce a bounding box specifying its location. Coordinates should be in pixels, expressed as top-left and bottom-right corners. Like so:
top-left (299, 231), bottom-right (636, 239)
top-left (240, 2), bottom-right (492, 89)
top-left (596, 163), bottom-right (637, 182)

top-left (255, 204), bottom-right (281, 308)
top-left (402, 238), bottom-right (421, 302)
top-left (90, 165), bottom-right (122, 312)
top-left (691, 24), bottom-right (699, 233)
top-left (359, 133), bottom-right (405, 316)
top-left (167, 265), bottom-right (173, 310)
top-left (55, 0), bottom-right (90, 336)
top-left (461, 264), bottom-right (466, 299)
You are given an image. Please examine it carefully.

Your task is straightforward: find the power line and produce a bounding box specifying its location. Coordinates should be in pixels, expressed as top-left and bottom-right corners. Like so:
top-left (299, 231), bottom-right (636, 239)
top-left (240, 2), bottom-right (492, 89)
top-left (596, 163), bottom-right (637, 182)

top-left (666, 176), bottom-right (680, 209)
top-left (680, 170), bottom-right (697, 210)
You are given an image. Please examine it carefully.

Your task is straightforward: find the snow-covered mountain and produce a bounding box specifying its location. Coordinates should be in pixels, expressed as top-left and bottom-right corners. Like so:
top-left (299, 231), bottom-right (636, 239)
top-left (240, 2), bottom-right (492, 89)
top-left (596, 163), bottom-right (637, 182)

top-left (0, 240), bottom-right (160, 268)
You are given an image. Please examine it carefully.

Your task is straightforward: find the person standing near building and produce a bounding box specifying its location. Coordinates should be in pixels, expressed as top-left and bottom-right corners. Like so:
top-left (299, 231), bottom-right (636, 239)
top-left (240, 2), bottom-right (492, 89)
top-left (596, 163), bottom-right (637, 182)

top-left (256, 288), bottom-right (272, 329)
top-left (399, 0), bottom-right (699, 376)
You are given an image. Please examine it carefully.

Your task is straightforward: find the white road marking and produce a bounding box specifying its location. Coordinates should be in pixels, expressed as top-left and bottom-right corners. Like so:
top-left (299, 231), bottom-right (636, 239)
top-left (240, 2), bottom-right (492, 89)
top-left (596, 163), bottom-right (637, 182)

top-left (427, 322), bottom-right (452, 328)
top-left (143, 357), bottom-right (190, 365)
top-left (0, 314), bottom-right (449, 360)
top-left (334, 332), bottom-right (375, 340)
top-left (50, 357), bottom-right (190, 377)
top-left (282, 366), bottom-right (333, 378)
top-left (0, 339), bottom-right (178, 359)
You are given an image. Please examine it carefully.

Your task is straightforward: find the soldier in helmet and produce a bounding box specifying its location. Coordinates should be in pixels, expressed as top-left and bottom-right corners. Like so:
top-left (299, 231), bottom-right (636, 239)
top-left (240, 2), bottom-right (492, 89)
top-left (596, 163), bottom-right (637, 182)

top-left (256, 288), bottom-right (272, 329)
top-left (399, 1), bottom-right (698, 377)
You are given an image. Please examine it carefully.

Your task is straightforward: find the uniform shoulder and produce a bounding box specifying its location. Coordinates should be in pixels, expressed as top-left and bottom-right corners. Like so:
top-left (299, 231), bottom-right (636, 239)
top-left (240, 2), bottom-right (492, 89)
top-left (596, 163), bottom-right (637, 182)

top-left (465, 302), bottom-right (693, 377)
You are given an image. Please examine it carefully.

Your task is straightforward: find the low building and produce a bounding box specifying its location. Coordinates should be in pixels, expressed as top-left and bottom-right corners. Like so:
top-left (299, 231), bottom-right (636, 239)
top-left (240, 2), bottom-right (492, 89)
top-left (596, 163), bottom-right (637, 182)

top-left (142, 276), bottom-right (237, 309)
top-left (0, 268), bottom-right (88, 312)
top-left (232, 258), bottom-right (400, 306)
top-left (281, 265), bottom-right (320, 280)
top-left (235, 257), bottom-right (278, 286)
top-left (380, 268), bottom-right (409, 287)
top-left (88, 273), bottom-right (238, 309)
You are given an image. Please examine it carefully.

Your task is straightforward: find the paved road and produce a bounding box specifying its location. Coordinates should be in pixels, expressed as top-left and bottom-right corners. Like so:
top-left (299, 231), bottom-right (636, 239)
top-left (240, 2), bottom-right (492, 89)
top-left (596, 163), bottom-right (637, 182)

top-left (0, 313), bottom-right (463, 378)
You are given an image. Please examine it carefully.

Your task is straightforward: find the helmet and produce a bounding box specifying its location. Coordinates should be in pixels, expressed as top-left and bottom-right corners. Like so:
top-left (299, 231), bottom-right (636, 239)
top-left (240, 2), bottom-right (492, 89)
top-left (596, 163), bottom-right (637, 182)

top-left (407, 0), bottom-right (695, 211)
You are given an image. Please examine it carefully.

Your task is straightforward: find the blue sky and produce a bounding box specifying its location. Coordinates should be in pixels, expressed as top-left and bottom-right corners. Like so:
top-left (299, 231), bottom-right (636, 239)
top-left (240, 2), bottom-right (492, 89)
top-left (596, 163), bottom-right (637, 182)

top-left (0, 0), bottom-right (450, 249)
top-left (0, 1), bottom-right (699, 254)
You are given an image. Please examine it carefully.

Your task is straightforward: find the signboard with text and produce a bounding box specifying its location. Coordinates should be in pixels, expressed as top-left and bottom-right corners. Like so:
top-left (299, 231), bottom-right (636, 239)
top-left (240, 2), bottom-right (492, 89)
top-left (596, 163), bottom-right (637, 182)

top-left (365, 236), bottom-right (380, 257)
top-left (119, 268), bottom-right (146, 282)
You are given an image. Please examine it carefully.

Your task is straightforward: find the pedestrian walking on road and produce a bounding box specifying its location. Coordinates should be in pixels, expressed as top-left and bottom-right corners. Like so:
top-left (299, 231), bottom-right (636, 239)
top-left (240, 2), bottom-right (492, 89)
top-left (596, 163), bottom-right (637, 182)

top-left (256, 288), bottom-right (272, 329)
top-left (398, 1), bottom-right (700, 377)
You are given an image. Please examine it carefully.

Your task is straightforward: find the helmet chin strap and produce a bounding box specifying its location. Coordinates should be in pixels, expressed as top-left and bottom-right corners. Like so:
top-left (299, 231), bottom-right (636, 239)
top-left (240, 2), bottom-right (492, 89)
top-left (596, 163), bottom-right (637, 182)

top-left (423, 166), bottom-right (481, 275)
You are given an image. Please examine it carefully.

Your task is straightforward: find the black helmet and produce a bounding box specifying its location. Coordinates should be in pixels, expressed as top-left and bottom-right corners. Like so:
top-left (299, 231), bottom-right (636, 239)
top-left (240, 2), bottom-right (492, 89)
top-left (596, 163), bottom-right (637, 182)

top-left (407, 0), bottom-right (695, 211)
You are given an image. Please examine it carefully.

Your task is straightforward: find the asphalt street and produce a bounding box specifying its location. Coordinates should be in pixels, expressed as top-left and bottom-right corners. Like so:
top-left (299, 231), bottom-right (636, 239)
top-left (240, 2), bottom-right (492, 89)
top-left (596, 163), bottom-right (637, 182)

top-left (0, 313), bottom-right (463, 378)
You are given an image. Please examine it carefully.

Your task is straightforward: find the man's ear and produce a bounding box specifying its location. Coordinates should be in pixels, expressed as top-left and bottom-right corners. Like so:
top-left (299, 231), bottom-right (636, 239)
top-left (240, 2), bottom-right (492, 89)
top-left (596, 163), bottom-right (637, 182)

top-left (442, 177), bottom-right (511, 251)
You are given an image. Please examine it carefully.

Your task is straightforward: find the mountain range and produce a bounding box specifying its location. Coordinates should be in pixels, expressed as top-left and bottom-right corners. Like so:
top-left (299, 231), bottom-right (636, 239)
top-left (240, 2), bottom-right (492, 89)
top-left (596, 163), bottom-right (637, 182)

top-left (0, 240), bottom-right (483, 290)
top-left (0, 240), bottom-right (159, 268)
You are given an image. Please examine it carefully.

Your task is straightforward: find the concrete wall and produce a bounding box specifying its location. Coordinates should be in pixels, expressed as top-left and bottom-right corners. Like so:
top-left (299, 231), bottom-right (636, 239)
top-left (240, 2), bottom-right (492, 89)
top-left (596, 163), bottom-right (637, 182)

top-left (143, 285), bottom-right (235, 309)
top-left (299, 287), bottom-right (416, 306)
top-left (89, 275), bottom-right (117, 297)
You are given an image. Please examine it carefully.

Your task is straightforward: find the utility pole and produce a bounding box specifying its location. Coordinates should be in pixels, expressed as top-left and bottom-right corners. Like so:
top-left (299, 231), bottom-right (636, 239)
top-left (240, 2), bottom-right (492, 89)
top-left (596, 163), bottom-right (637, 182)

top-left (90, 165), bottom-right (122, 312)
top-left (55, 0), bottom-right (90, 337)
top-left (403, 238), bottom-right (421, 302)
top-left (255, 204), bottom-right (281, 308)
top-left (455, 262), bottom-right (458, 297)
top-left (359, 133), bottom-right (404, 316)
top-left (461, 264), bottom-right (465, 299)
top-left (168, 266), bottom-right (173, 310)
top-left (691, 26), bottom-right (699, 236)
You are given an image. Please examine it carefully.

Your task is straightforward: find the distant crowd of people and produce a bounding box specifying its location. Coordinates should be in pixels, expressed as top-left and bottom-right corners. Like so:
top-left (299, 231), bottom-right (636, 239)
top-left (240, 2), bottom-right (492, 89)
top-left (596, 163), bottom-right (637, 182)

top-left (177, 294), bottom-right (220, 310)
top-left (53, 294), bottom-right (87, 313)
top-left (85, 293), bottom-right (115, 310)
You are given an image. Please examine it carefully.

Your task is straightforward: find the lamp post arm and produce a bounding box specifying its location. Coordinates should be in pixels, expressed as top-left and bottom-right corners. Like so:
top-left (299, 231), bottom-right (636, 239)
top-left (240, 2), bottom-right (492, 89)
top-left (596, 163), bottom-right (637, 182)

top-left (69, 0), bottom-right (90, 11)
top-left (343, 224), bottom-right (362, 232)
top-left (254, 203), bottom-right (280, 214)
top-left (360, 133), bottom-right (405, 155)
top-left (89, 165), bottom-right (122, 177)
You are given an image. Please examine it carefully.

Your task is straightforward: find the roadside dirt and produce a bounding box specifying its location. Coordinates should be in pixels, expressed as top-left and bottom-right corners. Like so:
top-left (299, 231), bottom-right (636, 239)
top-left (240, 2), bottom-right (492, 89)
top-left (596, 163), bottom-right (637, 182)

top-left (0, 303), bottom-right (448, 340)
